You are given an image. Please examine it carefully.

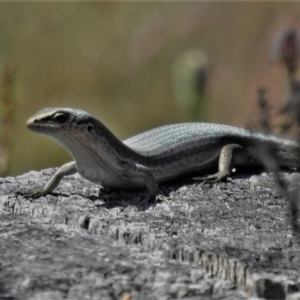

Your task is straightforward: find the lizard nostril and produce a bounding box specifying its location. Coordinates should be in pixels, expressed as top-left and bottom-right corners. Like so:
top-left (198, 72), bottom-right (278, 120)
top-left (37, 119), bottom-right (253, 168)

top-left (87, 125), bottom-right (93, 132)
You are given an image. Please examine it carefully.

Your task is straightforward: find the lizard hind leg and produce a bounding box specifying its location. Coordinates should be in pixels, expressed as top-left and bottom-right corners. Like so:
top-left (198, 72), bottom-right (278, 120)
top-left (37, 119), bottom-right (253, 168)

top-left (196, 144), bottom-right (246, 182)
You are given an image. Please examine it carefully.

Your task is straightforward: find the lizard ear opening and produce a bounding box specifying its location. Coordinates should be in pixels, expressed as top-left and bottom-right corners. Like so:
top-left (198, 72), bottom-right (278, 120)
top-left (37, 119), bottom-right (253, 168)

top-left (52, 112), bottom-right (69, 124)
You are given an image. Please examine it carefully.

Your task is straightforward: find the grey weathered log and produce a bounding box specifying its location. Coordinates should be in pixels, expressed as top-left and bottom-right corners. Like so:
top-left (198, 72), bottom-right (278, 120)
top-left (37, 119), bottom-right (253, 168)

top-left (1, 168), bottom-right (300, 299)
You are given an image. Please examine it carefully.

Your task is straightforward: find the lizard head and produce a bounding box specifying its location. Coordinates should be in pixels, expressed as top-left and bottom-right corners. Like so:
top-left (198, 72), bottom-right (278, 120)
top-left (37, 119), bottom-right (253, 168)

top-left (26, 107), bottom-right (106, 141)
top-left (27, 107), bottom-right (99, 130)
top-left (26, 106), bottom-right (121, 147)
top-left (26, 107), bottom-right (129, 165)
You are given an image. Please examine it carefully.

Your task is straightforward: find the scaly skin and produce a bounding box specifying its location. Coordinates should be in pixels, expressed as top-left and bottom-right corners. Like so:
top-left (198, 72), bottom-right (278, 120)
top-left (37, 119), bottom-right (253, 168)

top-left (23, 108), bottom-right (300, 200)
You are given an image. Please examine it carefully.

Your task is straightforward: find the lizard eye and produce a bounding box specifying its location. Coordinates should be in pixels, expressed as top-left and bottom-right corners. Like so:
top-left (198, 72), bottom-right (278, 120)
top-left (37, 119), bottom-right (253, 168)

top-left (52, 112), bottom-right (68, 124)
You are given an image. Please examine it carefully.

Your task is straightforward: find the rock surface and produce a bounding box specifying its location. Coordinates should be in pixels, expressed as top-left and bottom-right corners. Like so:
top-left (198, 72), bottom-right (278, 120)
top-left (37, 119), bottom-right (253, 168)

top-left (1, 168), bottom-right (300, 299)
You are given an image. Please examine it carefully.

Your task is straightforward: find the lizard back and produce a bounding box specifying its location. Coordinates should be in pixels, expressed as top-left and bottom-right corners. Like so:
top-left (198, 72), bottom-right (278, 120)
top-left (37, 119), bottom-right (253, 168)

top-left (124, 122), bottom-right (297, 156)
top-left (123, 123), bottom-right (300, 182)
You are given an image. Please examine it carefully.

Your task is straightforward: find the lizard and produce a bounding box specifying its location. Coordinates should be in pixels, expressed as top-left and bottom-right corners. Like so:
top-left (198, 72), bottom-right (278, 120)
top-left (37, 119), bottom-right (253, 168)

top-left (23, 107), bottom-right (300, 200)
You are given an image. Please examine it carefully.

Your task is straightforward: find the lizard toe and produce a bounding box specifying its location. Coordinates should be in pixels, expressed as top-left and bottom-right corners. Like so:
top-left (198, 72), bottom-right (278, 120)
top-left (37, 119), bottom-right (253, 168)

top-left (155, 194), bottom-right (171, 202)
top-left (17, 189), bottom-right (45, 199)
top-left (194, 171), bottom-right (230, 182)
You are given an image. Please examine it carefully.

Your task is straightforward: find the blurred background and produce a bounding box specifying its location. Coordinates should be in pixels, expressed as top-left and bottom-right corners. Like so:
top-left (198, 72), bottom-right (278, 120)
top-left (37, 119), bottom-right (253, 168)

top-left (0, 2), bottom-right (300, 176)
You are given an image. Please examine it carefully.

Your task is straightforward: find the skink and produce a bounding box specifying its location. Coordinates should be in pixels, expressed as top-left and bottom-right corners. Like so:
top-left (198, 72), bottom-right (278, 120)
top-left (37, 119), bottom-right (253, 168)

top-left (24, 107), bottom-right (300, 200)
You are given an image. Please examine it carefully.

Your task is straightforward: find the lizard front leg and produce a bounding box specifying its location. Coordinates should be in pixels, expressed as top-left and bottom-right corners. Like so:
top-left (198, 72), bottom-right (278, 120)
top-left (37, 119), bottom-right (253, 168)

top-left (21, 161), bottom-right (77, 198)
top-left (122, 162), bottom-right (169, 201)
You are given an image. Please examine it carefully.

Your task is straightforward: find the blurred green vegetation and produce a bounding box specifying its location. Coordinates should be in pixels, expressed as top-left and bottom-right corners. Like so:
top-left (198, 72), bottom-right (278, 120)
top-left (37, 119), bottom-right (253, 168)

top-left (0, 60), bottom-right (19, 175)
top-left (0, 2), bottom-right (299, 175)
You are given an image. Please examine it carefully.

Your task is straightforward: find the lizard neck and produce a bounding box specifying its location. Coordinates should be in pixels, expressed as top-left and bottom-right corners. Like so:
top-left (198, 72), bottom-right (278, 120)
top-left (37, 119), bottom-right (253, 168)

top-left (53, 116), bottom-right (144, 180)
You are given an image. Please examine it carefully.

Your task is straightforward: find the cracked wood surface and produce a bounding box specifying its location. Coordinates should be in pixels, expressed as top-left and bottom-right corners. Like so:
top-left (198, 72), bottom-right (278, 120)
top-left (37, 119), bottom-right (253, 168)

top-left (1, 169), bottom-right (300, 299)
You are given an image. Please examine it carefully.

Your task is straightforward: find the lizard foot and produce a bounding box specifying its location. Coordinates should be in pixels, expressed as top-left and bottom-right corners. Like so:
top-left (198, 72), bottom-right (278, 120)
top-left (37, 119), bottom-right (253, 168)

top-left (155, 194), bottom-right (171, 202)
top-left (194, 171), bottom-right (230, 183)
top-left (16, 189), bottom-right (46, 199)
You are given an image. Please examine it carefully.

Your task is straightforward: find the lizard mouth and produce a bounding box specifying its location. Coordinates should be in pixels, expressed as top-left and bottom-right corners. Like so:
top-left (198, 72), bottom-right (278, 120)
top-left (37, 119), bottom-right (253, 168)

top-left (26, 118), bottom-right (57, 132)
